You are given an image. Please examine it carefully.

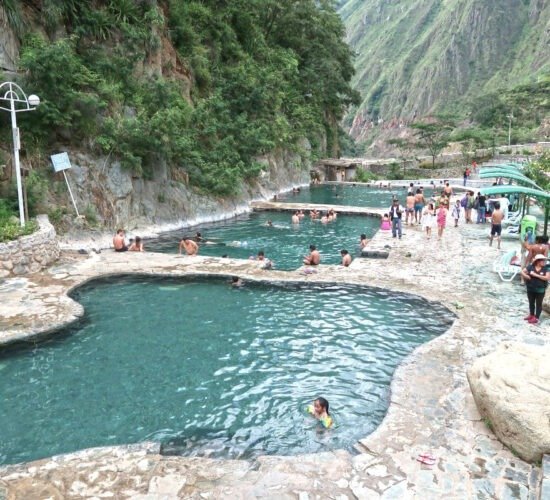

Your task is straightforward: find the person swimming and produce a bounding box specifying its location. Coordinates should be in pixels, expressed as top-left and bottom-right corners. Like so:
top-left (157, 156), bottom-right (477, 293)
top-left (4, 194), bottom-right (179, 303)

top-left (306, 397), bottom-right (333, 428)
top-left (231, 276), bottom-right (243, 287)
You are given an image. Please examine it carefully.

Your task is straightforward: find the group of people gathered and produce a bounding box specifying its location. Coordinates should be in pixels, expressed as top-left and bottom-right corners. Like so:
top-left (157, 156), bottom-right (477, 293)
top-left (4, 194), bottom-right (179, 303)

top-left (379, 182), bottom-right (511, 243)
top-left (379, 182), bottom-right (548, 325)
top-left (381, 182), bottom-right (455, 240)
top-left (292, 209), bottom-right (337, 225)
top-left (113, 229), bottom-right (144, 252)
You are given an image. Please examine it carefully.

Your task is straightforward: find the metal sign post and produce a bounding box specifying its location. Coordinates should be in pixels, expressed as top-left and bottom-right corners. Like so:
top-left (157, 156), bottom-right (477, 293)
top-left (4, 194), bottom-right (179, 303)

top-left (51, 152), bottom-right (80, 217)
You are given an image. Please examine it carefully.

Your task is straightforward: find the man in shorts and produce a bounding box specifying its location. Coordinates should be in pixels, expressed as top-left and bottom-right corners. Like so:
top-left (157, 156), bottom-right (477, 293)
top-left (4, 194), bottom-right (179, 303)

top-left (113, 229), bottom-right (128, 252)
top-left (405, 191), bottom-right (415, 225)
top-left (489, 202), bottom-right (504, 249)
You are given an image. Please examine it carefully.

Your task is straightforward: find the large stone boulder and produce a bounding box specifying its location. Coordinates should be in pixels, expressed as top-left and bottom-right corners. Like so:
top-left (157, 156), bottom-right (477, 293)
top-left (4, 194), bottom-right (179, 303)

top-left (467, 342), bottom-right (550, 463)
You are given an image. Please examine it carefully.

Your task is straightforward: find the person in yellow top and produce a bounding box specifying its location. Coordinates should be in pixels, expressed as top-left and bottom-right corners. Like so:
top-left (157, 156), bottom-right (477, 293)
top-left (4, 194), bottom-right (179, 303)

top-left (306, 397), bottom-right (333, 428)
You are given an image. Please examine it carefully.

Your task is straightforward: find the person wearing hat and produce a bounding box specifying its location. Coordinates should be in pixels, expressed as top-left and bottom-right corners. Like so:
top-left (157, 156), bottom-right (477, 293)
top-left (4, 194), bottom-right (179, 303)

top-left (520, 254), bottom-right (549, 324)
top-left (388, 199), bottom-right (404, 239)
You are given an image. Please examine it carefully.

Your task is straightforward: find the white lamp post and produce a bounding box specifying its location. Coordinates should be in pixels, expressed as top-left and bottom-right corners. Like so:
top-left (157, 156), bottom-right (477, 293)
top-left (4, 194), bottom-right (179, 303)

top-left (0, 82), bottom-right (40, 227)
top-left (507, 113), bottom-right (513, 147)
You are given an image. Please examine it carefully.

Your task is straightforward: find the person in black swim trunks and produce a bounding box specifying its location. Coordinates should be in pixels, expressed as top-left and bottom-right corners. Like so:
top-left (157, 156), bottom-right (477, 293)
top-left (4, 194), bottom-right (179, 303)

top-left (489, 202), bottom-right (504, 250)
top-left (113, 229), bottom-right (128, 252)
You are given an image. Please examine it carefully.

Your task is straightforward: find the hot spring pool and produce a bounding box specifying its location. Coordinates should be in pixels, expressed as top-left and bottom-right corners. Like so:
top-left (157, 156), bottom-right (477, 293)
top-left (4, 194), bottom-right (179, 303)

top-left (148, 211), bottom-right (380, 270)
top-left (278, 184), bottom-right (436, 207)
top-left (0, 276), bottom-right (453, 465)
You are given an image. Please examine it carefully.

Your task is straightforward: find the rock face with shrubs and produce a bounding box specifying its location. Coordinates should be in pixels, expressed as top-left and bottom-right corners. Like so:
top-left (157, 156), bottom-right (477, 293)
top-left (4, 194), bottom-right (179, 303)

top-left (0, 215), bottom-right (60, 277)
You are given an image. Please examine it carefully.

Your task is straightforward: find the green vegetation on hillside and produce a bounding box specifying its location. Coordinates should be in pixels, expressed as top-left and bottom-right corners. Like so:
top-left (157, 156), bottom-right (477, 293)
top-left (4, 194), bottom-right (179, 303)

top-left (525, 151), bottom-right (550, 191)
top-left (338, 0), bottom-right (550, 142)
top-left (469, 75), bottom-right (550, 144)
top-left (1, 0), bottom-right (358, 196)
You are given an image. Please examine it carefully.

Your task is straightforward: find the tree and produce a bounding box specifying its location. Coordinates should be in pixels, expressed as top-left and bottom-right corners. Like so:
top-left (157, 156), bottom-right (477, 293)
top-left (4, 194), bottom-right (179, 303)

top-left (524, 151), bottom-right (550, 191)
top-left (410, 120), bottom-right (453, 168)
top-left (451, 127), bottom-right (492, 163)
top-left (387, 138), bottom-right (413, 176)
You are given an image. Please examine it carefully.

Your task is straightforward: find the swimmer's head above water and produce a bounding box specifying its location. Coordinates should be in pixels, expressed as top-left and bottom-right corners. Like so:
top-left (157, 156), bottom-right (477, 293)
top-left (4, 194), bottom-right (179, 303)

top-left (306, 397), bottom-right (333, 428)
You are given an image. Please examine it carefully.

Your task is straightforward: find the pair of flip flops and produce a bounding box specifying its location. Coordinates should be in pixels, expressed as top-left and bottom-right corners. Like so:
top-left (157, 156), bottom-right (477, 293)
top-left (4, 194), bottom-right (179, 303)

top-left (416, 453), bottom-right (437, 466)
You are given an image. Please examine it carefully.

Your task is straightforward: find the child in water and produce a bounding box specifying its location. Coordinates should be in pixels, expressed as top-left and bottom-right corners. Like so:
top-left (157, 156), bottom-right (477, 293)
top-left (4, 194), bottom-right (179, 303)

top-left (380, 214), bottom-right (391, 231)
top-left (306, 397), bottom-right (333, 428)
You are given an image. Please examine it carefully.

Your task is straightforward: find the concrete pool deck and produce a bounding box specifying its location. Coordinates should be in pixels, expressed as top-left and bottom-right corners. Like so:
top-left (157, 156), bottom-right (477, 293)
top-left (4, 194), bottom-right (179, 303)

top-left (250, 200), bottom-right (386, 217)
top-left (0, 219), bottom-right (548, 498)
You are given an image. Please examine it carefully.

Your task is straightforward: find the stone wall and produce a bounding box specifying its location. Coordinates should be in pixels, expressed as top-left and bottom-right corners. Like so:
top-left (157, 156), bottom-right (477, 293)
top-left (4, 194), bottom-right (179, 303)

top-left (0, 215), bottom-right (60, 277)
top-left (54, 145), bottom-right (311, 233)
top-left (365, 163), bottom-right (464, 180)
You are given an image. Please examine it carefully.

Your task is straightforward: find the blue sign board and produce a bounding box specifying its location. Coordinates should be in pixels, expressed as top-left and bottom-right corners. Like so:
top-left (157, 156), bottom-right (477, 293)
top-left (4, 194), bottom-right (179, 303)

top-left (51, 152), bottom-right (72, 172)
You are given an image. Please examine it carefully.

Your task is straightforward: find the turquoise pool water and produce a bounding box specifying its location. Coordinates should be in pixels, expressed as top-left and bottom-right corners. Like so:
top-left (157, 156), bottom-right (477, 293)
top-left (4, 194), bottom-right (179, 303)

top-left (0, 276), bottom-right (453, 465)
top-left (148, 212), bottom-right (380, 270)
top-left (279, 184), bottom-right (436, 207)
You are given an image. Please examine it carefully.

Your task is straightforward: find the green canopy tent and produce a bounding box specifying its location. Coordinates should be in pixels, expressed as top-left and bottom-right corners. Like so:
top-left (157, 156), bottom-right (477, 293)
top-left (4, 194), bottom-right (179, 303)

top-left (479, 185), bottom-right (550, 236)
top-left (479, 163), bottom-right (522, 172)
top-left (478, 170), bottom-right (542, 190)
top-left (479, 167), bottom-right (523, 176)
top-left (479, 163), bottom-right (523, 172)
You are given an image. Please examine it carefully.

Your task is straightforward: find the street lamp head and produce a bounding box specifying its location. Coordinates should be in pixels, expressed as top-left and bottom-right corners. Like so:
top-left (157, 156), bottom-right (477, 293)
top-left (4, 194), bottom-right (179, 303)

top-left (27, 94), bottom-right (40, 107)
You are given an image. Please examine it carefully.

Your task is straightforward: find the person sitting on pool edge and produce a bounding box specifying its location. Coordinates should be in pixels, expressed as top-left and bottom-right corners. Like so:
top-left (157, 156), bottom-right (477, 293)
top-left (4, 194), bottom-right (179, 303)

top-left (113, 229), bottom-right (128, 252)
top-left (306, 397), bottom-right (333, 428)
top-left (256, 250), bottom-right (273, 269)
top-left (340, 249), bottom-right (352, 267)
top-left (128, 236), bottom-right (144, 252)
top-left (179, 237), bottom-right (199, 255)
top-left (303, 244), bottom-right (321, 265)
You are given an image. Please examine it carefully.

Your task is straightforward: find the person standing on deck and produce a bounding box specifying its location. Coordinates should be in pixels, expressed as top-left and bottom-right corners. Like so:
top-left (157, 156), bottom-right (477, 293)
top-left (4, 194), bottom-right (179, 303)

top-left (489, 202), bottom-right (504, 249)
top-left (389, 199), bottom-right (404, 239)
top-left (414, 189), bottom-right (425, 225)
top-left (437, 204), bottom-right (448, 240)
top-left (476, 192), bottom-right (487, 223)
top-left (465, 191), bottom-right (475, 223)
top-left (451, 200), bottom-right (461, 228)
top-left (521, 254), bottom-right (549, 325)
top-left (405, 191), bottom-right (415, 225)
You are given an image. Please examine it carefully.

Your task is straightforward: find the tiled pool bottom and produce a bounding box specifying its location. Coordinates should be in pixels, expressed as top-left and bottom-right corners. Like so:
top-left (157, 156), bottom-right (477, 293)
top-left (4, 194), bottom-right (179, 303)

top-left (0, 275), bottom-right (453, 465)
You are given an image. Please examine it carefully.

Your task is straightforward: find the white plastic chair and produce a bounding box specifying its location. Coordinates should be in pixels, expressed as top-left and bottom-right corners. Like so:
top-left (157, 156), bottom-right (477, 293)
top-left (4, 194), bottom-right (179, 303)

top-left (492, 250), bottom-right (520, 281)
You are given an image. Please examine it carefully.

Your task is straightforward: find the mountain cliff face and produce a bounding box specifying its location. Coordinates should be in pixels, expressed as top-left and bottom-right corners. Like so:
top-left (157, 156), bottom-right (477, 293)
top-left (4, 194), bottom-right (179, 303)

top-left (0, 1), bottom-right (355, 229)
top-left (338, 0), bottom-right (550, 140)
